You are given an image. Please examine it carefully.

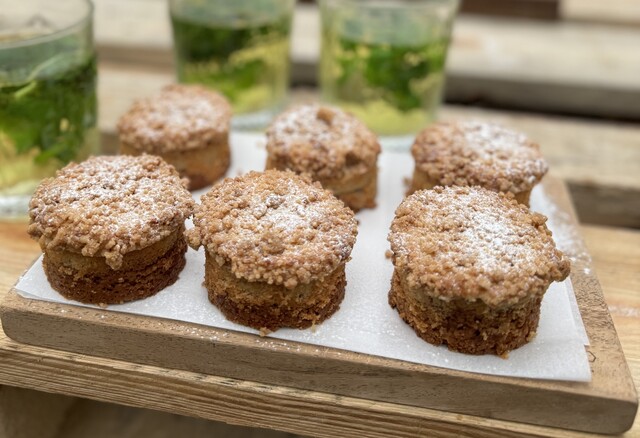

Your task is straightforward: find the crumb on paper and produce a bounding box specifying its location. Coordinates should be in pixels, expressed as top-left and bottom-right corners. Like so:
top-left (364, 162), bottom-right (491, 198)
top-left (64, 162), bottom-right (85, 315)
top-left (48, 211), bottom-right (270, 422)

top-left (98, 302), bottom-right (108, 309)
top-left (316, 106), bottom-right (335, 125)
top-left (310, 323), bottom-right (317, 333)
top-left (403, 176), bottom-right (411, 188)
top-left (259, 327), bottom-right (271, 337)
top-left (385, 250), bottom-right (393, 259)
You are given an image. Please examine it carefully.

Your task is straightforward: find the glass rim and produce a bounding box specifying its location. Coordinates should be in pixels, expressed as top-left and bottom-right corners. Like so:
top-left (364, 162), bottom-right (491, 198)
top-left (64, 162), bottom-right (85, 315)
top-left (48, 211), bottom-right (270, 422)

top-left (0, 0), bottom-right (94, 50)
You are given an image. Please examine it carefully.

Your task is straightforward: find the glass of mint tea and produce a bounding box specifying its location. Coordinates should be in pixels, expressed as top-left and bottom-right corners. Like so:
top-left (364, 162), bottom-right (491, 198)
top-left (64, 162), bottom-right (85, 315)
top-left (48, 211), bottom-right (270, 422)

top-left (0, 0), bottom-right (98, 218)
top-left (169, 0), bottom-right (295, 128)
top-left (320, 0), bottom-right (459, 149)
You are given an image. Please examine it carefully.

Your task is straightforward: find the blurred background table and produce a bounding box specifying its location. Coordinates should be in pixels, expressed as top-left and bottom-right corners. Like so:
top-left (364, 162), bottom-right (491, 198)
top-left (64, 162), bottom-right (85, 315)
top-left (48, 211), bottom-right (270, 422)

top-left (1, 1), bottom-right (639, 437)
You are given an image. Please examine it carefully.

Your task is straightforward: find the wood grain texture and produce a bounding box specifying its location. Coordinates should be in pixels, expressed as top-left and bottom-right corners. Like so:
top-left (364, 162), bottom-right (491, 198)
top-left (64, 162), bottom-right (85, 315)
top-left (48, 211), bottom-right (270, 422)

top-left (1, 177), bottom-right (636, 435)
top-left (0, 221), bottom-right (39, 293)
top-left (584, 225), bottom-right (640, 437)
top-left (0, 219), bottom-right (637, 437)
top-left (97, 65), bottom-right (640, 227)
top-left (92, 1), bottom-right (640, 118)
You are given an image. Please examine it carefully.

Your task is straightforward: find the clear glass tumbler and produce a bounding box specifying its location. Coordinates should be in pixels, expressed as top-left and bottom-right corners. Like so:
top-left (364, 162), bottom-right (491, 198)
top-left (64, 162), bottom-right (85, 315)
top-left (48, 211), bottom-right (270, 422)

top-left (169, 0), bottom-right (295, 128)
top-left (319, 0), bottom-right (459, 149)
top-left (0, 0), bottom-right (98, 218)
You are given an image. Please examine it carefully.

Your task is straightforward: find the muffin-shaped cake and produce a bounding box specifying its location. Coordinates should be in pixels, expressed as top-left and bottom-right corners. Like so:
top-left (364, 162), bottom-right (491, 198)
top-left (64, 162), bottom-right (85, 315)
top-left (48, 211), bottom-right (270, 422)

top-left (388, 186), bottom-right (570, 355)
top-left (118, 84), bottom-right (231, 190)
top-left (265, 104), bottom-right (381, 212)
top-left (187, 169), bottom-right (358, 331)
top-left (410, 121), bottom-right (548, 206)
top-left (28, 155), bottom-right (194, 305)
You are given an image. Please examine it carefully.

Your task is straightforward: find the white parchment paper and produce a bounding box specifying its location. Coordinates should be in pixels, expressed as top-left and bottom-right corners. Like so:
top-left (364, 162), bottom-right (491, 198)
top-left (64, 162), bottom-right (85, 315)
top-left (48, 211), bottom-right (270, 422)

top-left (15, 132), bottom-right (592, 381)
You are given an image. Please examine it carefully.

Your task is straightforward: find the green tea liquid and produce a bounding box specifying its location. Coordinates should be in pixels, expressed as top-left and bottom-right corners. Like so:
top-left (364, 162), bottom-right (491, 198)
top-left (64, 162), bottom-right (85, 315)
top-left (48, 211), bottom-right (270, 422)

top-left (171, 13), bottom-right (291, 116)
top-left (321, 31), bottom-right (449, 136)
top-left (0, 56), bottom-right (98, 210)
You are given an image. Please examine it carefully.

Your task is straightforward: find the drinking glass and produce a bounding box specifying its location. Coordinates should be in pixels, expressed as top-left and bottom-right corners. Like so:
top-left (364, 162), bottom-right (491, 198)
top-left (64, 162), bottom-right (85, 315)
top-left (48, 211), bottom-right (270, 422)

top-left (319, 0), bottom-right (459, 149)
top-left (0, 0), bottom-right (98, 218)
top-left (169, 0), bottom-right (295, 128)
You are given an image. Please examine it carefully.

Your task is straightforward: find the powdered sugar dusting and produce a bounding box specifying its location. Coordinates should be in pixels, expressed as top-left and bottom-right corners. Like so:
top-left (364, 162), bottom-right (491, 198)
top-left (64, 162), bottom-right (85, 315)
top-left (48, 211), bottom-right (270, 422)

top-left (459, 209), bottom-right (533, 272)
top-left (412, 121), bottom-right (548, 194)
top-left (118, 84), bottom-right (231, 153)
top-left (389, 186), bottom-right (570, 306)
top-left (530, 187), bottom-right (593, 274)
top-left (188, 170), bottom-right (358, 288)
top-left (28, 155), bottom-right (195, 269)
top-left (461, 121), bottom-right (547, 181)
top-left (266, 104), bottom-right (380, 180)
top-left (268, 104), bottom-right (359, 149)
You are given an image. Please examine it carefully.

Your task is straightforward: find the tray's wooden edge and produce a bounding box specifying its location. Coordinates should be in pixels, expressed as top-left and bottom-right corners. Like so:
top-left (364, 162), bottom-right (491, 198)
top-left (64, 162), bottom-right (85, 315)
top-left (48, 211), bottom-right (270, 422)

top-left (0, 178), bottom-right (637, 435)
top-left (1, 290), bottom-right (635, 435)
top-left (0, 334), bottom-right (605, 438)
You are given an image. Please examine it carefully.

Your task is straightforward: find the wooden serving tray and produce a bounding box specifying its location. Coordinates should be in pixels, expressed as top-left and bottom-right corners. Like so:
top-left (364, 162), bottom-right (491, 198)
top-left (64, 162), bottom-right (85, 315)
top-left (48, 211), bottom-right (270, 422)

top-left (0, 177), bottom-right (637, 435)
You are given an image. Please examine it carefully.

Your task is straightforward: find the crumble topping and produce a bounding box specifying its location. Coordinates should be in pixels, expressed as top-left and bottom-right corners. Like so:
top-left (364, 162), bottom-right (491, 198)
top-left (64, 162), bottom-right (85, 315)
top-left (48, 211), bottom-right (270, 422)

top-left (266, 104), bottom-right (380, 181)
top-left (411, 121), bottom-right (548, 194)
top-left (117, 84), bottom-right (231, 153)
top-left (28, 155), bottom-right (194, 269)
top-left (188, 170), bottom-right (358, 288)
top-left (388, 186), bottom-right (570, 306)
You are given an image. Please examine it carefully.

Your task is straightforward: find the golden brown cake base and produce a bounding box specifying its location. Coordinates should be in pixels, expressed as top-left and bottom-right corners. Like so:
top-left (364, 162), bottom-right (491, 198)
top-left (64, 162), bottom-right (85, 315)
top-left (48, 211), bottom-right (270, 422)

top-left (43, 231), bottom-right (187, 305)
top-left (333, 171), bottom-right (377, 212)
top-left (121, 142), bottom-right (230, 191)
top-left (204, 252), bottom-right (346, 331)
top-left (389, 272), bottom-right (541, 356)
top-left (409, 169), bottom-right (532, 206)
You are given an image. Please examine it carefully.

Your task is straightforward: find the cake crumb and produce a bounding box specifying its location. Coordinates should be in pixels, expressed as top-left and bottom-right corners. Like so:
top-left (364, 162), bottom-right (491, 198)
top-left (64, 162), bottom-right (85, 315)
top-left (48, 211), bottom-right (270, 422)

top-left (259, 327), bottom-right (271, 337)
top-left (385, 250), bottom-right (393, 259)
top-left (316, 106), bottom-right (335, 125)
top-left (98, 302), bottom-right (108, 309)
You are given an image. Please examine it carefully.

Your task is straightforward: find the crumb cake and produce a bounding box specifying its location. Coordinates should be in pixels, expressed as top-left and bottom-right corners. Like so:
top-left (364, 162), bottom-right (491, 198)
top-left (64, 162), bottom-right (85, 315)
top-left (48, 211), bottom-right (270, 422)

top-left (388, 186), bottom-right (570, 355)
top-left (187, 169), bottom-right (358, 331)
top-left (409, 121), bottom-right (548, 206)
top-left (28, 155), bottom-right (194, 305)
top-left (265, 104), bottom-right (381, 212)
top-left (118, 84), bottom-right (231, 190)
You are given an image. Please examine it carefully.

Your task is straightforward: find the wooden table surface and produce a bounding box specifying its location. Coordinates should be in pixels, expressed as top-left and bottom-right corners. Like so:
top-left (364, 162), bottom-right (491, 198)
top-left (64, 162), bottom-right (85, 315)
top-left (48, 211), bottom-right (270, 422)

top-left (2, 2), bottom-right (640, 436)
